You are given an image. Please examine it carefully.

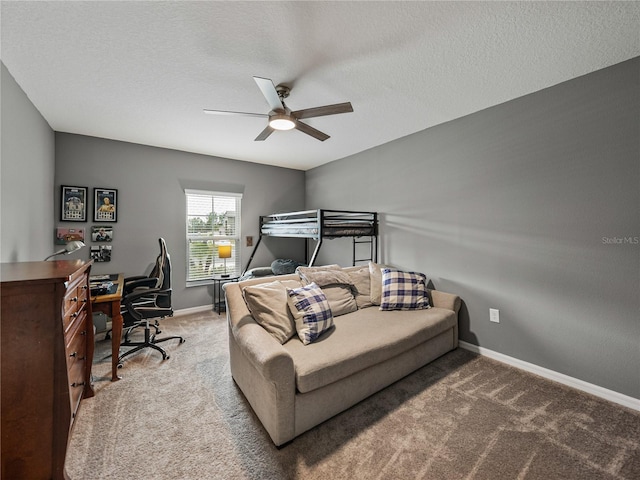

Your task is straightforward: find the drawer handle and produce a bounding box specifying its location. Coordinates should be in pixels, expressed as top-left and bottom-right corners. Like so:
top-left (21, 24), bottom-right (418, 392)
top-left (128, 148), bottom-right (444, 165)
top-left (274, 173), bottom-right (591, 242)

top-left (69, 352), bottom-right (77, 358)
top-left (70, 296), bottom-right (78, 302)
top-left (82, 285), bottom-right (88, 290)
top-left (80, 330), bottom-right (87, 336)
top-left (82, 298), bottom-right (88, 304)
top-left (71, 381), bottom-right (85, 388)
top-left (70, 312), bottom-right (79, 319)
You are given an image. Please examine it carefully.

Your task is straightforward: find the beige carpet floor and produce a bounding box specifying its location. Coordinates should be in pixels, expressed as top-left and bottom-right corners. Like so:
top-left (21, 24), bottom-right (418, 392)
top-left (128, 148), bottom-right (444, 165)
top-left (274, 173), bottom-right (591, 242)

top-left (65, 311), bottom-right (640, 480)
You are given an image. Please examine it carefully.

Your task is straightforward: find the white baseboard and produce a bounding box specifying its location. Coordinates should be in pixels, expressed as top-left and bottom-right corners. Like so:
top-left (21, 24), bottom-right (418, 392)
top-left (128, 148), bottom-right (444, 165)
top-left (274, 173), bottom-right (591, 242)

top-left (173, 304), bottom-right (216, 317)
top-left (458, 340), bottom-right (640, 412)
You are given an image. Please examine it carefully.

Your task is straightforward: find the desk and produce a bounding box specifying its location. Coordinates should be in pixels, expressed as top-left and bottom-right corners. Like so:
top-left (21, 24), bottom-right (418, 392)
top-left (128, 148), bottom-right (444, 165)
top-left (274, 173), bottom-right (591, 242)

top-left (91, 273), bottom-right (124, 381)
top-left (212, 274), bottom-right (240, 314)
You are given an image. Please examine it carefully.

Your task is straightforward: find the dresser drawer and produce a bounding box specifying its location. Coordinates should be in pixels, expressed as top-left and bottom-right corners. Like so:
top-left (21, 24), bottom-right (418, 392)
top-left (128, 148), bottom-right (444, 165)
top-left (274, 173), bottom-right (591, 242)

top-left (66, 315), bottom-right (89, 420)
top-left (77, 278), bottom-right (89, 308)
top-left (68, 359), bottom-right (86, 419)
top-left (63, 279), bottom-right (88, 333)
top-left (65, 317), bottom-right (88, 371)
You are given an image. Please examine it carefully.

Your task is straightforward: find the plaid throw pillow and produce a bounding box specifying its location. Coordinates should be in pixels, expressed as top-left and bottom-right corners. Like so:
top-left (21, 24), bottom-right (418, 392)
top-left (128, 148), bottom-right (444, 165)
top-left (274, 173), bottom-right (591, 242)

top-left (286, 282), bottom-right (334, 345)
top-left (380, 269), bottom-right (430, 311)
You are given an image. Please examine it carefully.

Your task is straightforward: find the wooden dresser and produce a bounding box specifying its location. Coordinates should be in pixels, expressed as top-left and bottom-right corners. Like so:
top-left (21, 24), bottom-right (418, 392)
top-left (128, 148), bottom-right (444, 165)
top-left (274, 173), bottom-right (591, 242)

top-left (1, 260), bottom-right (95, 480)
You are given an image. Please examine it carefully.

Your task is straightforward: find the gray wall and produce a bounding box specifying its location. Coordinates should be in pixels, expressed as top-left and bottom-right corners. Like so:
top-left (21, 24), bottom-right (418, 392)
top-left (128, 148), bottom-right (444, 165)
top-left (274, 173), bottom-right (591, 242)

top-left (55, 133), bottom-right (305, 309)
top-left (306, 58), bottom-right (639, 399)
top-left (1, 62), bottom-right (56, 262)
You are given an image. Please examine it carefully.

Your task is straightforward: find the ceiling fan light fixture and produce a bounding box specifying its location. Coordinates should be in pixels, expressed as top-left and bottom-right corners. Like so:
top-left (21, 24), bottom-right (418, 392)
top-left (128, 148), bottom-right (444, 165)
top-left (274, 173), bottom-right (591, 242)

top-left (269, 113), bottom-right (296, 131)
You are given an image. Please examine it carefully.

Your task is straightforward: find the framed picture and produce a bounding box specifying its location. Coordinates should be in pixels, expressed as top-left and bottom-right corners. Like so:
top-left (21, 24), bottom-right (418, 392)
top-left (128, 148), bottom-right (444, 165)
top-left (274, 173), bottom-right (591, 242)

top-left (91, 225), bottom-right (113, 242)
top-left (61, 185), bottom-right (88, 222)
top-left (55, 227), bottom-right (85, 245)
top-left (94, 188), bottom-right (118, 222)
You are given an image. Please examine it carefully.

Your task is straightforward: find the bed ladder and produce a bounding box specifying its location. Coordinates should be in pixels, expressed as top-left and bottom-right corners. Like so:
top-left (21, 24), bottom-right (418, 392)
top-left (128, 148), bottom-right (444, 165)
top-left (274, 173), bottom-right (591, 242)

top-left (352, 235), bottom-right (377, 266)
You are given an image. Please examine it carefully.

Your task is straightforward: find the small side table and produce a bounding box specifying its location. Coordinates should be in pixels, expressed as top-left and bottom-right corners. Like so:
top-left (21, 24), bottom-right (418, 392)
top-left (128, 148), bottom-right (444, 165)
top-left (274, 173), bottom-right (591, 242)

top-left (212, 274), bottom-right (240, 314)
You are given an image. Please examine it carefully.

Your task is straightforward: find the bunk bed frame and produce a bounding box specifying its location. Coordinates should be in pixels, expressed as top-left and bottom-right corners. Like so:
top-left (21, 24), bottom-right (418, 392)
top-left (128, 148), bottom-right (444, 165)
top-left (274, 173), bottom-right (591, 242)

top-left (243, 209), bottom-right (378, 274)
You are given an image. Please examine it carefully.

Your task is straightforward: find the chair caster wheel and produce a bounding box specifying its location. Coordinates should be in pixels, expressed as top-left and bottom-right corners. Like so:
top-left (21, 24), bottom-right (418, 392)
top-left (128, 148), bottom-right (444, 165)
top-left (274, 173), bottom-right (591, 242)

top-left (165, 355), bottom-right (170, 360)
top-left (117, 363), bottom-right (123, 369)
top-left (180, 338), bottom-right (186, 344)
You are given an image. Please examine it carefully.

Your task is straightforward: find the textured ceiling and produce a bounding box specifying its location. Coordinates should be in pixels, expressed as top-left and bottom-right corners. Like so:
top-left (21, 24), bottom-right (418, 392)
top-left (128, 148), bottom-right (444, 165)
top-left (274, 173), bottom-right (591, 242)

top-left (2, 1), bottom-right (639, 171)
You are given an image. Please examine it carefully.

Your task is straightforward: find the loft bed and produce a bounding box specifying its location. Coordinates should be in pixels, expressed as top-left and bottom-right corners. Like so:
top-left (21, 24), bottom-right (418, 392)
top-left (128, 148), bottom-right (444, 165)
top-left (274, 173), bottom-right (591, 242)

top-left (243, 209), bottom-right (378, 274)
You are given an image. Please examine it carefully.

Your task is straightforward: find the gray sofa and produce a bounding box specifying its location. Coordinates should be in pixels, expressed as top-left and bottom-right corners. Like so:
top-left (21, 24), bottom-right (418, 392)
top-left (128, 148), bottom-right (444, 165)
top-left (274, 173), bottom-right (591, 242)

top-left (224, 264), bottom-right (461, 446)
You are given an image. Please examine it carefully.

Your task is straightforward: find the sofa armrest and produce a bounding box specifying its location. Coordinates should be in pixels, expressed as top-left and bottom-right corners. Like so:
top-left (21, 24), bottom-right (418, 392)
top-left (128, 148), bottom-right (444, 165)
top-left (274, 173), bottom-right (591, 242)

top-left (231, 317), bottom-right (294, 381)
top-left (428, 289), bottom-right (461, 313)
top-left (224, 279), bottom-right (296, 445)
top-left (225, 281), bottom-right (294, 382)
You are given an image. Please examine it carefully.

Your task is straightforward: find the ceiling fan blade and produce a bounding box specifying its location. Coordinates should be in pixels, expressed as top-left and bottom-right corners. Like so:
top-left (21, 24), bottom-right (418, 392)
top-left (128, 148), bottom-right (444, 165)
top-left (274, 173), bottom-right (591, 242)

top-left (294, 120), bottom-right (330, 141)
top-left (203, 109), bottom-right (268, 118)
top-left (254, 125), bottom-right (275, 141)
top-left (253, 76), bottom-right (285, 112)
top-left (292, 102), bottom-right (353, 119)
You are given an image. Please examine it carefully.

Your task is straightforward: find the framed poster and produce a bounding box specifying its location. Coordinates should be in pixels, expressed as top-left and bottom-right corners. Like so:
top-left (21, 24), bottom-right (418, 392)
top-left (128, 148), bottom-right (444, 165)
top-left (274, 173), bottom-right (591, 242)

top-left (61, 185), bottom-right (88, 222)
top-left (94, 188), bottom-right (118, 222)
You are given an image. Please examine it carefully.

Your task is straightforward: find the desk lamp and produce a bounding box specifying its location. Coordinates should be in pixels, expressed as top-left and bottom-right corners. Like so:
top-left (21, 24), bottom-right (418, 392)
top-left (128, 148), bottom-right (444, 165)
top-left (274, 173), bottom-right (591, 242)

top-left (218, 244), bottom-right (232, 278)
top-left (44, 240), bottom-right (86, 261)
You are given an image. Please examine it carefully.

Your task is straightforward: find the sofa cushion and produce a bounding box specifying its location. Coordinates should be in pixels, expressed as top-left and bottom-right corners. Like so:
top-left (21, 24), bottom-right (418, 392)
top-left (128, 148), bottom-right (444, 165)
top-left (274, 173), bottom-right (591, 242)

top-left (297, 264), bottom-right (357, 316)
top-left (321, 285), bottom-right (358, 316)
top-left (283, 306), bottom-right (457, 393)
top-left (380, 269), bottom-right (430, 311)
top-left (296, 264), bottom-right (350, 286)
top-left (344, 265), bottom-right (372, 308)
top-left (242, 279), bottom-right (301, 344)
top-left (286, 283), bottom-right (335, 345)
top-left (368, 261), bottom-right (391, 305)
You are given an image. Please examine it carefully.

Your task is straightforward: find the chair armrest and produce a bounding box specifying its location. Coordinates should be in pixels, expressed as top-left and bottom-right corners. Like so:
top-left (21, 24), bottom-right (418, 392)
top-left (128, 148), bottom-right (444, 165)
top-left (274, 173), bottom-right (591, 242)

top-left (123, 275), bottom-right (148, 283)
top-left (428, 289), bottom-right (461, 313)
top-left (123, 288), bottom-right (172, 320)
top-left (123, 277), bottom-right (159, 295)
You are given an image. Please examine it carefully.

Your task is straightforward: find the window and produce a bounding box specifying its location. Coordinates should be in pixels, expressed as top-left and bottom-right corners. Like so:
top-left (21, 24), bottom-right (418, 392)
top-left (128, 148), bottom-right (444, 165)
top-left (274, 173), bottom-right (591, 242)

top-left (186, 190), bottom-right (241, 285)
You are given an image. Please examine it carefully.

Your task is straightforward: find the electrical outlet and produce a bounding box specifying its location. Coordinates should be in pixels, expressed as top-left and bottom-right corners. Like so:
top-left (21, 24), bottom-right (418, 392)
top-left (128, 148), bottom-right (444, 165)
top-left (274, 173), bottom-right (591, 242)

top-left (490, 308), bottom-right (500, 323)
top-left (246, 236), bottom-right (253, 247)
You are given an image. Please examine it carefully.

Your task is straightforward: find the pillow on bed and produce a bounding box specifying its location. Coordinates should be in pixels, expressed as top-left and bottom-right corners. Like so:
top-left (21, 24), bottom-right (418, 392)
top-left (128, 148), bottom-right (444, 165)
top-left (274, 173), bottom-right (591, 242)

top-left (247, 266), bottom-right (275, 277)
top-left (297, 264), bottom-right (357, 316)
top-left (344, 265), bottom-right (372, 308)
top-left (369, 261), bottom-right (392, 306)
top-left (271, 258), bottom-right (304, 275)
top-left (380, 268), bottom-right (430, 311)
top-left (242, 280), bottom-right (301, 344)
top-left (239, 266), bottom-right (274, 281)
top-left (286, 282), bottom-right (334, 345)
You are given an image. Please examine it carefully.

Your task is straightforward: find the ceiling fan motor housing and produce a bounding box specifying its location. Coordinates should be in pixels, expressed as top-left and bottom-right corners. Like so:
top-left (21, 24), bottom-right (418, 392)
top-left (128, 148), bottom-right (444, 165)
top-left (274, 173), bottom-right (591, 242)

top-left (204, 76), bottom-right (353, 141)
top-left (275, 84), bottom-right (290, 99)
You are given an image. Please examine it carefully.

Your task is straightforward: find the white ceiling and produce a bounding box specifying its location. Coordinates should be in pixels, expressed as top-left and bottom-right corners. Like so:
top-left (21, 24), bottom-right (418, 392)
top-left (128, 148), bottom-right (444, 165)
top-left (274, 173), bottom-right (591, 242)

top-left (2, 1), bottom-right (639, 171)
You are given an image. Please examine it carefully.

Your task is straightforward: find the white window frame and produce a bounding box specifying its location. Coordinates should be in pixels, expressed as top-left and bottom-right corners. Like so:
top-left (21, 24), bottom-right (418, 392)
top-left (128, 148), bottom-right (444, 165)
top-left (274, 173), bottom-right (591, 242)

top-left (185, 189), bottom-right (242, 286)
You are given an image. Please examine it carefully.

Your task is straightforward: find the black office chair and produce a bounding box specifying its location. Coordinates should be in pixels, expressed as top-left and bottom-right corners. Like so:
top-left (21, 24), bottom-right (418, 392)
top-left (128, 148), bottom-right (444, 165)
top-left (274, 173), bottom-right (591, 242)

top-left (118, 238), bottom-right (185, 365)
top-left (104, 238), bottom-right (167, 341)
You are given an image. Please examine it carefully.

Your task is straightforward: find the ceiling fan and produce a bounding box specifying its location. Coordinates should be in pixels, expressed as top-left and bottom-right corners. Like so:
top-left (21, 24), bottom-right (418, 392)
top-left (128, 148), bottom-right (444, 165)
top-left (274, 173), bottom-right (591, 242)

top-left (203, 76), bottom-right (353, 142)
